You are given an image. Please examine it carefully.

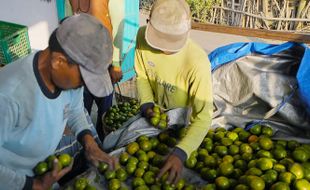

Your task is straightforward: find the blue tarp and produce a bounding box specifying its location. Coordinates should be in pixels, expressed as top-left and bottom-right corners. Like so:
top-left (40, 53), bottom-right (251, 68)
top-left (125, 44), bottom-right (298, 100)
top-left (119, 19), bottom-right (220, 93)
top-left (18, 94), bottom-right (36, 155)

top-left (208, 41), bottom-right (310, 115)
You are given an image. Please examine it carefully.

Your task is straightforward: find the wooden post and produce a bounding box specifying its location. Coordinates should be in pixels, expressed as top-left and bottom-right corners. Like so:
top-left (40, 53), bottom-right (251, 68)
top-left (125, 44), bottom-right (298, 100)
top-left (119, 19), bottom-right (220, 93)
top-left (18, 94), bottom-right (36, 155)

top-left (191, 22), bottom-right (310, 43)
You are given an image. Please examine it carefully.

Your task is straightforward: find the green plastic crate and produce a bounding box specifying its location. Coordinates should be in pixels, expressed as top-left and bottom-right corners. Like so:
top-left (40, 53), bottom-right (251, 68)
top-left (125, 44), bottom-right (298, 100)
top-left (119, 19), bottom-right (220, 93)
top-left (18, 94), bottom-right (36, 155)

top-left (0, 21), bottom-right (31, 64)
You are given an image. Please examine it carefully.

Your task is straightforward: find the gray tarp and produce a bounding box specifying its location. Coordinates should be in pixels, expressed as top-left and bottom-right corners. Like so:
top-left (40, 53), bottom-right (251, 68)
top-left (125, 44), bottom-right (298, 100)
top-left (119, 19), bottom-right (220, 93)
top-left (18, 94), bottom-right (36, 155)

top-left (211, 47), bottom-right (310, 143)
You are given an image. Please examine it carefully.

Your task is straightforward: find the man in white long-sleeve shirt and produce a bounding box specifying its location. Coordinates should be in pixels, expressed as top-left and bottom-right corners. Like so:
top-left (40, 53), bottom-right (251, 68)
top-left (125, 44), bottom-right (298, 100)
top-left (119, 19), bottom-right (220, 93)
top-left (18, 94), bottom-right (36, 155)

top-left (0, 13), bottom-right (118, 190)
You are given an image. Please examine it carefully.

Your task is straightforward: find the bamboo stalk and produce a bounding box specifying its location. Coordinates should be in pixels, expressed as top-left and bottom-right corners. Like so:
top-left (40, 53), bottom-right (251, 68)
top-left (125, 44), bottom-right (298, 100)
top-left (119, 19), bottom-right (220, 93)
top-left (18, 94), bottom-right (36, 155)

top-left (277, 0), bottom-right (287, 30)
top-left (236, 0), bottom-right (247, 26)
top-left (262, 0), bottom-right (271, 26)
top-left (295, 0), bottom-right (310, 30)
top-left (260, 12), bottom-right (270, 30)
top-left (220, 0), bottom-right (223, 24)
top-left (272, 0), bottom-right (281, 13)
top-left (211, 7), bottom-right (217, 23)
top-left (231, 0), bottom-right (235, 25)
top-left (301, 1), bottom-right (310, 18)
top-left (285, 1), bottom-right (289, 30)
top-left (212, 5), bottom-right (310, 21)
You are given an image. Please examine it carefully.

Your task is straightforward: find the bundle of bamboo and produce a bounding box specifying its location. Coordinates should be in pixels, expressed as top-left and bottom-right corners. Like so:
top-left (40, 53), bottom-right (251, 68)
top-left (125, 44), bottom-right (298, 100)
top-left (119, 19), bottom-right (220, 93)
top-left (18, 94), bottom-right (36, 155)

top-left (139, 0), bottom-right (309, 32)
top-left (210, 0), bottom-right (310, 32)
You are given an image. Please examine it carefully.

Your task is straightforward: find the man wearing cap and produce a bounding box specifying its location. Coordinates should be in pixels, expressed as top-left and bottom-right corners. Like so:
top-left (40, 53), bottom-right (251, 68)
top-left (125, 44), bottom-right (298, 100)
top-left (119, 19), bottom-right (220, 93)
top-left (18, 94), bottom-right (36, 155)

top-left (135, 0), bottom-right (213, 184)
top-left (0, 13), bottom-right (117, 189)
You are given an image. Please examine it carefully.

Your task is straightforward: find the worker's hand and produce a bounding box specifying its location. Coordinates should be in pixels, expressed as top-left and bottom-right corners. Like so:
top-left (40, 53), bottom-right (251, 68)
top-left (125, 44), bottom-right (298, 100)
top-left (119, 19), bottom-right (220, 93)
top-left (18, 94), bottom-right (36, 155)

top-left (157, 154), bottom-right (183, 185)
top-left (32, 159), bottom-right (73, 190)
top-left (83, 134), bottom-right (119, 170)
top-left (109, 65), bottom-right (123, 84)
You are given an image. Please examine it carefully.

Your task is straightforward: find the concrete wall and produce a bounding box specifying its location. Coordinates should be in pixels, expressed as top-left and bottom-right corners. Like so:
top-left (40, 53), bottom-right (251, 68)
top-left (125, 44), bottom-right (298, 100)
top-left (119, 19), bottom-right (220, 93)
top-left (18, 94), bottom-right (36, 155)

top-left (0, 0), bottom-right (59, 50)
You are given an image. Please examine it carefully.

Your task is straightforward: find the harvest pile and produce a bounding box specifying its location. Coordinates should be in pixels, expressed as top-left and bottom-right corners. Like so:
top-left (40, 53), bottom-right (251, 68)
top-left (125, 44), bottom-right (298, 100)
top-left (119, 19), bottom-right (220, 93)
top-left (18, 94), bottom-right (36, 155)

top-left (97, 127), bottom-right (198, 190)
top-left (185, 125), bottom-right (310, 190)
top-left (104, 99), bottom-right (140, 130)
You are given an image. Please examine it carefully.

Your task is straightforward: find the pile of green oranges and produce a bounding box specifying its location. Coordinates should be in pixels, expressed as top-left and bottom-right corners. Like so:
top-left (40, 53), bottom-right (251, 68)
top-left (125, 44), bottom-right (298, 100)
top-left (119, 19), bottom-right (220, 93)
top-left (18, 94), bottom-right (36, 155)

top-left (148, 106), bottom-right (169, 130)
top-left (97, 127), bottom-right (199, 190)
top-left (184, 125), bottom-right (310, 190)
top-left (104, 99), bottom-right (140, 131)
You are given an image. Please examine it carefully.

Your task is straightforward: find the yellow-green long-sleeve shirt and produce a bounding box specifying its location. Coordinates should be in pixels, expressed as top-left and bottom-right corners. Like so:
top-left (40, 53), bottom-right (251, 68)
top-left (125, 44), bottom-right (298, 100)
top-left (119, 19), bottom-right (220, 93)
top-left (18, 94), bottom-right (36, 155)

top-left (134, 26), bottom-right (213, 158)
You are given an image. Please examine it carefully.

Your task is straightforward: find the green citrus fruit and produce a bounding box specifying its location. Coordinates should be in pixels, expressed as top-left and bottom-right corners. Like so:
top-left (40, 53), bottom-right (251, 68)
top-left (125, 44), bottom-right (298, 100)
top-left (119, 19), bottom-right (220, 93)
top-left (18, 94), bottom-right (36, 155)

top-left (137, 135), bottom-right (149, 143)
top-left (139, 140), bottom-right (152, 152)
top-left (108, 179), bottom-right (121, 190)
top-left (201, 168), bottom-right (217, 181)
top-left (74, 177), bottom-right (88, 190)
top-left (259, 137), bottom-right (273, 150)
top-left (246, 167), bottom-right (263, 176)
top-left (119, 152), bottom-right (130, 165)
top-left (214, 146), bottom-right (228, 156)
top-left (261, 126), bottom-right (273, 137)
top-left (150, 137), bottom-right (159, 149)
top-left (134, 168), bottom-right (145, 178)
top-left (204, 155), bottom-right (217, 168)
top-left (126, 163), bottom-right (136, 175)
top-left (293, 149), bottom-right (309, 163)
top-left (34, 161), bottom-right (48, 175)
top-left (278, 171), bottom-right (296, 184)
top-left (221, 138), bottom-right (233, 146)
top-left (143, 171), bottom-right (155, 185)
top-left (132, 177), bottom-right (145, 187)
top-left (234, 184), bottom-right (249, 190)
top-left (219, 162), bottom-right (234, 176)
top-left (240, 143), bottom-right (253, 154)
top-left (270, 182), bottom-right (290, 190)
top-left (293, 179), bottom-right (310, 190)
top-left (273, 148), bottom-right (287, 160)
top-left (249, 125), bottom-right (262, 135)
top-left (229, 145), bottom-right (240, 155)
top-left (256, 158), bottom-right (274, 171)
top-left (289, 163), bottom-right (304, 179)
top-left (215, 176), bottom-right (230, 190)
top-left (273, 163), bottom-right (286, 173)
top-left (98, 162), bottom-right (109, 173)
top-left (287, 140), bottom-right (300, 150)
top-left (185, 157), bottom-right (197, 169)
top-left (226, 131), bottom-right (239, 141)
top-left (116, 168), bottom-right (128, 181)
top-left (127, 142), bottom-right (139, 155)
top-left (246, 175), bottom-right (265, 190)
top-left (104, 170), bottom-right (116, 180)
top-left (202, 184), bottom-right (216, 190)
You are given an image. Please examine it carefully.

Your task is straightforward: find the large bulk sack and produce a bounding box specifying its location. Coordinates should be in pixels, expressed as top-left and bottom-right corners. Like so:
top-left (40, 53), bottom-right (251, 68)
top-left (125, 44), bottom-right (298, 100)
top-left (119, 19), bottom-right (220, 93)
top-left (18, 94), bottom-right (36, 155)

top-left (209, 42), bottom-right (310, 142)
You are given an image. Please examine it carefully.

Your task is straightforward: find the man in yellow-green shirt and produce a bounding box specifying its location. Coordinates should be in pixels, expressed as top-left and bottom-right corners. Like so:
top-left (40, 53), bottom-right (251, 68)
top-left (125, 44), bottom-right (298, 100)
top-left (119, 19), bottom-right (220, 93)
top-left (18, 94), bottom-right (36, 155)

top-left (134, 0), bottom-right (213, 184)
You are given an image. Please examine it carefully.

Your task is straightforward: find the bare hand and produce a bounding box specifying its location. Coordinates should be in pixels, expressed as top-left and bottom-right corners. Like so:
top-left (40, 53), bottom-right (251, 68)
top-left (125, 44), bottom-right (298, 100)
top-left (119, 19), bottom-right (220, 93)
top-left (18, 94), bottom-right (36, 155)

top-left (157, 154), bottom-right (183, 185)
top-left (83, 134), bottom-right (119, 170)
top-left (109, 65), bottom-right (123, 83)
top-left (33, 159), bottom-right (73, 190)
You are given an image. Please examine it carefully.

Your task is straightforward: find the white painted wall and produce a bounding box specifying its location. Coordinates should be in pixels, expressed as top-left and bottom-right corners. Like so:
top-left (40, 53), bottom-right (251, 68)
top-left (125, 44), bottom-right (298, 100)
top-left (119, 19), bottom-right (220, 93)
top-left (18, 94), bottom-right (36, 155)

top-left (0, 0), bottom-right (59, 50)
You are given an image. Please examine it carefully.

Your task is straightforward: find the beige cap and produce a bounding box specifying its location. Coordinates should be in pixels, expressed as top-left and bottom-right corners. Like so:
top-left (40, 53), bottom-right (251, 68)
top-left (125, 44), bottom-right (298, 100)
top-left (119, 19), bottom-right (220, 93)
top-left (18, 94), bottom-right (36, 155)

top-left (145, 0), bottom-right (191, 52)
